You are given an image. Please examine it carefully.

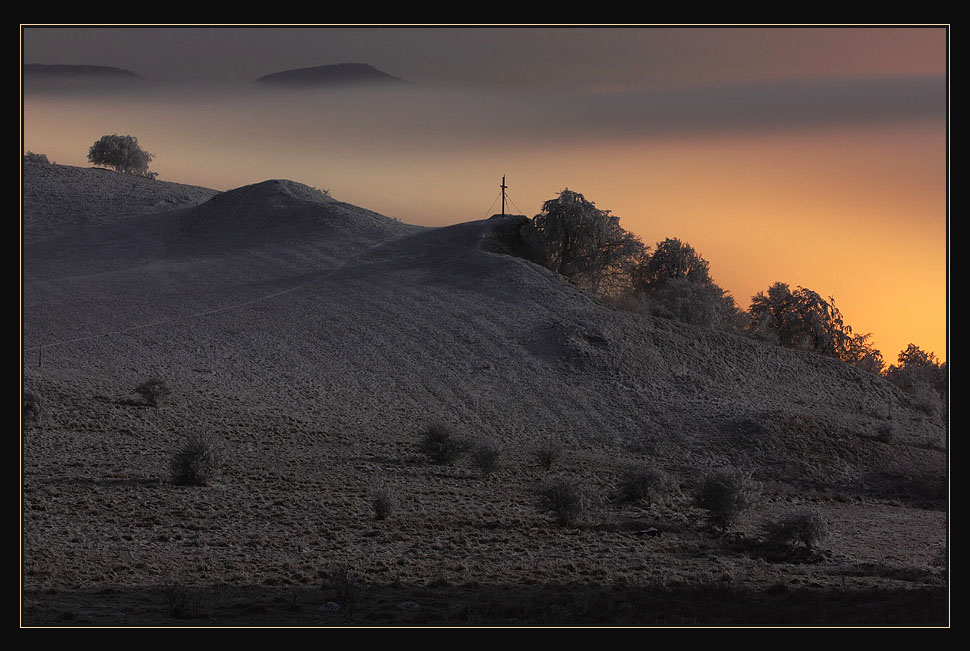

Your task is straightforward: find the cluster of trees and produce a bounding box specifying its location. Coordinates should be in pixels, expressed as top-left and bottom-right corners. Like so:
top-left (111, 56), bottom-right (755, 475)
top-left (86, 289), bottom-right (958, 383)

top-left (524, 189), bottom-right (946, 405)
top-left (526, 188), bottom-right (742, 330)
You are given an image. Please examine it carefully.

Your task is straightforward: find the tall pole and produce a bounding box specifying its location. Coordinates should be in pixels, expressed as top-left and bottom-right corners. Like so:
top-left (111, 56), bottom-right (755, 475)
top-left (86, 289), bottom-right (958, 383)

top-left (501, 175), bottom-right (508, 217)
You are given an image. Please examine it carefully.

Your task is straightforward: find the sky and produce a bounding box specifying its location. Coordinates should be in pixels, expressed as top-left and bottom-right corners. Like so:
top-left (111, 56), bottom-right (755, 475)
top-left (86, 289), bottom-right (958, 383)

top-left (20, 25), bottom-right (949, 363)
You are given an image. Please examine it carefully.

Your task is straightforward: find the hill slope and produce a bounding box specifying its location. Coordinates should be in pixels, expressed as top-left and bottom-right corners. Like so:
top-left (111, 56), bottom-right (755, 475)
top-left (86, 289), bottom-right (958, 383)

top-left (20, 163), bottom-right (947, 625)
top-left (22, 161), bottom-right (218, 245)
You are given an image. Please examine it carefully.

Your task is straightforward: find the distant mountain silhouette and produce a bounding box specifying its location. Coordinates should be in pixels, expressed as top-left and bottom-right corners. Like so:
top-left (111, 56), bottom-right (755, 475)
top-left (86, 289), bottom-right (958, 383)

top-left (23, 64), bottom-right (144, 80)
top-left (254, 63), bottom-right (407, 88)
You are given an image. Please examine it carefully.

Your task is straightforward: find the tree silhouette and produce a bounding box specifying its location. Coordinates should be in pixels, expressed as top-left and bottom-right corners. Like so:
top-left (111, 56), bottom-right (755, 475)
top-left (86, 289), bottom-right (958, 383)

top-left (629, 238), bottom-right (741, 329)
top-left (530, 189), bottom-right (646, 294)
top-left (884, 344), bottom-right (946, 396)
top-left (747, 282), bottom-right (883, 371)
top-left (633, 238), bottom-right (712, 289)
top-left (87, 134), bottom-right (156, 178)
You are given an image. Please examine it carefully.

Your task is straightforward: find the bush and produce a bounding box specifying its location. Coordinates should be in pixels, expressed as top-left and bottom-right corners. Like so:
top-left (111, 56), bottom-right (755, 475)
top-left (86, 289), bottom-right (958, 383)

top-left (694, 469), bottom-right (753, 529)
top-left (538, 477), bottom-right (589, 526)
top-left (531, 439), bottom-right (564, 470)
top-left (24, 151), bottom-right (50, 164)
top-left (417, 422), bottom-right (468, 464)
top-left (23, 389), bottom-right (43, 426)
top-left (617, 466), bottom-right (666, 506)
top-left (471, 440), bottom-right (502, 474)
top-left (761, 510), bottom-right (828, 548)
top-left (87, 134), bottom-right (156, 178)
top-left (884, 344), bottom-right (947, 418)
top-left (135, 378), bottom-right (172, 407)
top-left (635, 277), bottom-right (744, 330)
top-left (164, 586), bottom-right (210, 619)
top-left (169, 433), bottom-right (222, 486)
top-left (370, 484), bottom-right (396, 521)
top-left (327, 565), bottom-right (362, 614)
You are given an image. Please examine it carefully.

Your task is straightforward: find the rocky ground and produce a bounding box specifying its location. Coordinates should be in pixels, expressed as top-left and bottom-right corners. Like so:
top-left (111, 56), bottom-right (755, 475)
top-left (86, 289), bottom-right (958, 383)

top-left (21, 162), bottom-right (949, 626)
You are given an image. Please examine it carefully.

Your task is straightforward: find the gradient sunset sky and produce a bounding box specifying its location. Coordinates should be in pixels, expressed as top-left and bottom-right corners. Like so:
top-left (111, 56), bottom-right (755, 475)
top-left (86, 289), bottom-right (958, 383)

top-left (21, 25), bottom-right (949, 363)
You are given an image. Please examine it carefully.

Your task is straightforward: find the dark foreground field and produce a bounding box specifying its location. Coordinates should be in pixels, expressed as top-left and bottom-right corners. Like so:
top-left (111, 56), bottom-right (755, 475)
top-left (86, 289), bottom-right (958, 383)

top-left (21, 163), bottom-right (948, 626)
top-left (23, 581), bottom-right (947, 627)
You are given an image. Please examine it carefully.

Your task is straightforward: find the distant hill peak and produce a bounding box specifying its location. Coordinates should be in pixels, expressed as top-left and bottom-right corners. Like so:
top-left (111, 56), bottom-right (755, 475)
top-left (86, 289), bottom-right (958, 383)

top-left (254, 63), bottom-right (407, 88)
top-left (171, 176), bottom-right (417, 255)
top-left (23, 64), bottom-right (143, 80)
top-left (207, 179), bottom-right (334, 208)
